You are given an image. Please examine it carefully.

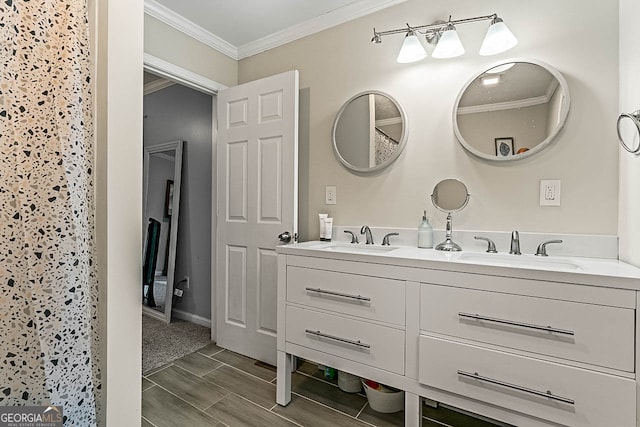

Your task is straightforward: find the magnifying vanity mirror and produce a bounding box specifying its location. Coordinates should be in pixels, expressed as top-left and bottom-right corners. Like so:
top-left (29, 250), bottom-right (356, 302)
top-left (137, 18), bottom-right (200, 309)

top-left (453, 59), bottom-right (570, 161)
top-left (143, 140), bottom-right (183, 323)
top-left (431, 179), bottom-right (470, 251)
top-left (332, 91), bottom-right (408, 173)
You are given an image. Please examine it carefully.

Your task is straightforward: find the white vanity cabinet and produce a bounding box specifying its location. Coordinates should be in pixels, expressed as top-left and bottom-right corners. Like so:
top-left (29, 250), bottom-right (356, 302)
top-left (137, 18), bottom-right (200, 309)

top-left (418, 272), bottom-right (637, 427)
top-left (276, 244), bottom-right (640, 427)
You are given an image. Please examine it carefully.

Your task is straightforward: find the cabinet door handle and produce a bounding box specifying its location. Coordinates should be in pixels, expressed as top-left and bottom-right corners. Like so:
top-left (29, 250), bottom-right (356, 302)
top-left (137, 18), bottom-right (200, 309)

top-left (305, 287), bottom-right (371, 302)
top-left (305, 329), bottom-right (371, 349)
top-left (458, 312), bottom-right (574, 336)
top-left (457, 370), bottom-right (575, 405)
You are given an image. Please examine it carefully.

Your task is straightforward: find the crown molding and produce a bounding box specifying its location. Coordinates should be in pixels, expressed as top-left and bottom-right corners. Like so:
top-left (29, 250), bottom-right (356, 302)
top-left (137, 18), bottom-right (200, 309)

top-left (375, 117), bottom-right (403, 126)
top-left (144, 0), bottom-right (408, 61)
top-left (144, 0), bottom-right (238, 59)
top-left (457, 95), bottom-right (550, 115)
top-left (144, 78), bottom-right (175, 95)
top-left (237, 0), bottom-right (408, 59)
top-left (144, 53), bottom-right (228, 95)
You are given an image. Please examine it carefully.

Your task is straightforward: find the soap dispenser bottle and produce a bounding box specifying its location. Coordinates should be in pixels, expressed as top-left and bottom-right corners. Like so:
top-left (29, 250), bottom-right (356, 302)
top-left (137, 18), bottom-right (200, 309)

top-left (418, 210), bottom-right (433, 249)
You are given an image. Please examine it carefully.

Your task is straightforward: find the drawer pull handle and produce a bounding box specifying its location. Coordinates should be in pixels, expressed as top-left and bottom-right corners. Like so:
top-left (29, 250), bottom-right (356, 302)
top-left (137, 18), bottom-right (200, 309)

top-left (305, 287), bottom-right (371, 302)
top-left (458, 312), bottom-right (574, 336)
top-left (457, 370), bottom-right (575, 405)
top-left (304, 329), bottom-right (371, 349)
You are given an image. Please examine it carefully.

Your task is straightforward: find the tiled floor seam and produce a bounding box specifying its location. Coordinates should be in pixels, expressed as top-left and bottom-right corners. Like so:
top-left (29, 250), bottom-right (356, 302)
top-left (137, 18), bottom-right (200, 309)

top-left (197, 348), bottom-right (226, 358)
top-left (141, 415), bottom-right (158, 427)
top-left (354, 401), bottom-right (369, 419)
top-left (143, 362), bottom-right (175, 377)
top-left (213, 392), bottom-right (306, 427)
top-left (211, 359), bottom-right (278, 384)
top-left (290, 391), bottom-right (378, 427)
top-left (149, 379), bottom-right (232, 414)
top-left (293, 368), bottom-right (346, 389)
top-left (173, 361), bottom-right (224, 378)
top-left (423, 417), bottom-right (453, 427)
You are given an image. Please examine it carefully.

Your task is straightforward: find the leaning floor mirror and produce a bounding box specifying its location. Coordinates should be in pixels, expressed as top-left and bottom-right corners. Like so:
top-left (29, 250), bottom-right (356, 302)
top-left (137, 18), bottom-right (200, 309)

top-left (142, 140), bottom-right (183, 323)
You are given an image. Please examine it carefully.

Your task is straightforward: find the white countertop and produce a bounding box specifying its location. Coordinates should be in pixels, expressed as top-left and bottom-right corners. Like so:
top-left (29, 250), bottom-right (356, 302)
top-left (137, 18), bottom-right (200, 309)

top-left (277, 241), bottom-right (640, 291)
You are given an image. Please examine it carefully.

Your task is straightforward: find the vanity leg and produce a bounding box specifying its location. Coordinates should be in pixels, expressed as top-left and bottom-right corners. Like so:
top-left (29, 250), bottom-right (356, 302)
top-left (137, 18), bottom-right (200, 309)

top-left (276, 350), bottom-right (292, 406)
top-left (291, 355), bottom-right (298, 373)
top-left (404, 392), bottom-right (422, 427)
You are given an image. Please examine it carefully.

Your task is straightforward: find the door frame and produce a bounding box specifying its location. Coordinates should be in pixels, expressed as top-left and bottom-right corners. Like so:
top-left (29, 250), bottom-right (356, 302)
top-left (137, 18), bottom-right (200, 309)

top-left (143, 53), bottom-right (226, 340)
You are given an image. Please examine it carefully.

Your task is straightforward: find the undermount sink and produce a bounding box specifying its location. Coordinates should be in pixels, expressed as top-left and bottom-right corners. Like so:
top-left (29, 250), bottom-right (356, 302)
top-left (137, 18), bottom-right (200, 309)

top-left (313, 242), bottom-right (399, 254)
top-left (457, 252), bottom-right (584, 271)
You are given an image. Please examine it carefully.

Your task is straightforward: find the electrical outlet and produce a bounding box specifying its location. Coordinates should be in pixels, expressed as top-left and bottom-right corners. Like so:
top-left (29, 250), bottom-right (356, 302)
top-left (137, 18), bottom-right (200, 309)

top-left (185, 276), bottom-right (190, 289)
top-left (325, 185), bottom-right (337, 205)
top-left (540, 180), bottom-right (561, 206)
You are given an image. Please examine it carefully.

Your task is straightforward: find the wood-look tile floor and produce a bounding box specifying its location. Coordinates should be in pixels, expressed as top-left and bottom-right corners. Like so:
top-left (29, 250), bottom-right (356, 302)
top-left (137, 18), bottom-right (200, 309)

top-left (141, 343), bottom-right (503, 427)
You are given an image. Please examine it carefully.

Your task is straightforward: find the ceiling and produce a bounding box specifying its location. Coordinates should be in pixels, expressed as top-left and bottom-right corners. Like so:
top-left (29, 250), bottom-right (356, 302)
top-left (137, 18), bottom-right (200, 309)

top-left (145, 0), bottom-right (408, 59)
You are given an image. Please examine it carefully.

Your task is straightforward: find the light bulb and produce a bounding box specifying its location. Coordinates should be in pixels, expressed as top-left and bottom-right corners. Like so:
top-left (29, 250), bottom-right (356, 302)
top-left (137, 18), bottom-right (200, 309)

top-left (396, 31), bottom-right (427, 63)
top-left (480, 17), bottom-right (518, 56)
top-left (432, 25), bottom-right (465, 59)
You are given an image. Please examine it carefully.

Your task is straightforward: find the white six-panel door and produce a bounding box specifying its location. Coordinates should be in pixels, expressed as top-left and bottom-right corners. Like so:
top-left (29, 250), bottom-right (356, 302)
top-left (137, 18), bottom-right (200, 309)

top-left (216, 70), bottom-right (298, 365)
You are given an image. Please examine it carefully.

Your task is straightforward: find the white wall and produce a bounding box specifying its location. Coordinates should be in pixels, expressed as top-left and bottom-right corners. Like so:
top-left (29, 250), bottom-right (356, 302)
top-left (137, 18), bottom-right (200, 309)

top-left (92, 0), bottom-right (143, 425)
top-left (239, 0), bottom-right (619, 239)
top-left (619, 0), bottom-right (640, 267)
top-left (144, 14), bottom-right (238, 88)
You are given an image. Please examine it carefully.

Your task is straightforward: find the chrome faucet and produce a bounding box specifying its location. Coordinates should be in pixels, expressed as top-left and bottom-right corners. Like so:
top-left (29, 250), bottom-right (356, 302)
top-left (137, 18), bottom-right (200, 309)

top-left (509, 231), bottom-right (521, 255)
top-left (535, 239), bottom-right (563, 256)
top-left (360, 225), bottom-right (374, 245)
top-left (382, 232), bottom-right (399, 246)
top-left (344, 230), bottom-right (359, 244)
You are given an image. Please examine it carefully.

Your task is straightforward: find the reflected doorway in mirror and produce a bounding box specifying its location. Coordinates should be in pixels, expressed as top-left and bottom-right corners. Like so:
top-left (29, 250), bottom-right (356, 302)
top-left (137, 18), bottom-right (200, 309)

top-left (495, 137), bottom-right (514, 157)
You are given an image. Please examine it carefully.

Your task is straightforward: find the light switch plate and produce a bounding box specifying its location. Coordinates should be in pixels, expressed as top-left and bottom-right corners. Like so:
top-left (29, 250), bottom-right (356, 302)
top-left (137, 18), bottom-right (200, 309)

top-left (325, 185), bottom-right (336, 205)
top-left (540, 180), bottom-right (561, 206)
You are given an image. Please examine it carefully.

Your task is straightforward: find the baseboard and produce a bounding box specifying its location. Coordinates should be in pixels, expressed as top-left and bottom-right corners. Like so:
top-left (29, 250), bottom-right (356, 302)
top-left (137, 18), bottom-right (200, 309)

top-left (171, 308), bottom-right (211, 328)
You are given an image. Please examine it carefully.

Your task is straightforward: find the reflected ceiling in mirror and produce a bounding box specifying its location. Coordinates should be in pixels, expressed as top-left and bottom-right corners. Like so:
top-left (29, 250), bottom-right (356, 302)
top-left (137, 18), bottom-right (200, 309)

top-left (332, 91), bottom-right (407, 173)
top-left (453, 59), bottom-right (570, 161)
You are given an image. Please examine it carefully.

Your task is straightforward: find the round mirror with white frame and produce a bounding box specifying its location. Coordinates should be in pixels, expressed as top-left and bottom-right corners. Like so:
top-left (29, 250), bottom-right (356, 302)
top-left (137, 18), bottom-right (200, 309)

top-left (453, 59), bottom-right (570, 162)
top-left (332, 91), bottom-right (408, 173)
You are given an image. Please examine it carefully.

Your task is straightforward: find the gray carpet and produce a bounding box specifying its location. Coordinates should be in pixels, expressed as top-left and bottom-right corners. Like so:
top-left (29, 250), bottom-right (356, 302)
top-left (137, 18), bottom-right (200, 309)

top-left (142, 315), bottom-right (213, 374)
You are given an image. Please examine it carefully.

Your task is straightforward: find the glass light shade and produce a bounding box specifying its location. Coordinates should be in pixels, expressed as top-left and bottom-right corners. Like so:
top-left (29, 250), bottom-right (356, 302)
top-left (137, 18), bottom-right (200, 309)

top-left (480, 20), bottom-right (518, 56)
top-left (432, 27), bottom-right (465, 59)
top-left (396, 32), bottom-right (427, 63)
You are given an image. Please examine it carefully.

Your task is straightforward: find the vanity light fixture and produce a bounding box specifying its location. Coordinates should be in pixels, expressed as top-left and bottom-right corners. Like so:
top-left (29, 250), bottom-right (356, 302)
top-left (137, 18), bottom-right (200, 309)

top-left (431, 20), bottom-right (465, 59)
top-left (371, 13), bottom-right (517, 64)
top-left (397, 28), bottom-right (427, 63)
top-left (479, 16), bottom-right (518, 56)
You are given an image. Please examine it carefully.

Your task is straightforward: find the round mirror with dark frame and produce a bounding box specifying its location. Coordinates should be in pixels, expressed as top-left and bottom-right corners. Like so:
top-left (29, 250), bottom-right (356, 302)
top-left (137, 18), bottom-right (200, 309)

top-left (453, 59), bottom-right (570, 162)
top-left (332, 91), bottom-right (408, 173)
top-left (431, 179), bottom-right (470, 252)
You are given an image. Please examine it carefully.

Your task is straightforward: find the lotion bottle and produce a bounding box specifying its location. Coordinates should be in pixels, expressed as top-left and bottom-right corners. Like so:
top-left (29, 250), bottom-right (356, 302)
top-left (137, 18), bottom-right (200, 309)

top-left (418, 210), bottom-right (433, 248)
top-left (318, 213), bottom-right (328, 241)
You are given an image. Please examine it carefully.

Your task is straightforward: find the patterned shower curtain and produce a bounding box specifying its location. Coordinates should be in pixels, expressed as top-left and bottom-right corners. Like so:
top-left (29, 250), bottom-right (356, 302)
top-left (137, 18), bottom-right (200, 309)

top-left (0, 0), bottom-right (100, 425)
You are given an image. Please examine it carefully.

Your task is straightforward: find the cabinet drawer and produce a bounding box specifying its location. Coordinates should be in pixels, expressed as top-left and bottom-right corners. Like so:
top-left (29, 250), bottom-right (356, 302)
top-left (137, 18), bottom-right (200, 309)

top-left (421, 284), bottom-right (634, 371)
top-left (419, 336), bottom-right (636, 427)
top-left (286, 305), bottom-right (405, 374)
top-left (287, 266), bottom-right (405, 325)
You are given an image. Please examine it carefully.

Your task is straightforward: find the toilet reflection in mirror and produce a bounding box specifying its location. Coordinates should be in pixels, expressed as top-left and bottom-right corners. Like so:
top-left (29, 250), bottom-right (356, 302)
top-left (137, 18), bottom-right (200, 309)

top-left (431, 179), bottom-right (469, 252)
top-left (143, 140), bottom-right (183, 323)
top-left (332, 91), bottom-right (407, 173)
top-left (454, 59), bottom-right (570, 161)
